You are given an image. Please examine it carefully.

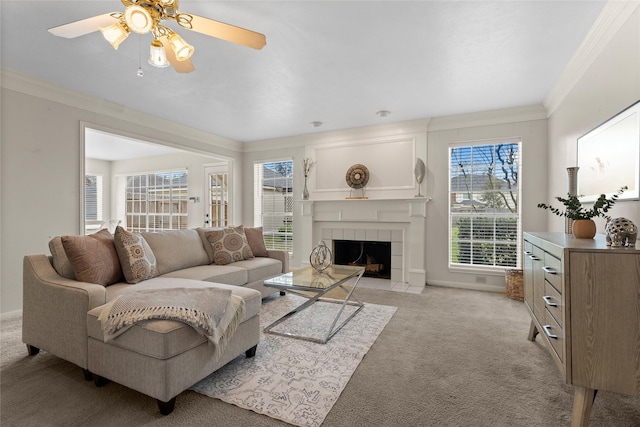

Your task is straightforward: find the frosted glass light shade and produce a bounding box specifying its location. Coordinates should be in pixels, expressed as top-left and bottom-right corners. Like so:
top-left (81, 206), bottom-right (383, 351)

top-left (148, 39), bottom-right (170, 68)
top-left (99, 22), bottom-right (129, 50)
top-left (167, 32), bottom-right (194, 61)
top-left (124, 5), bottom-right (153, 34)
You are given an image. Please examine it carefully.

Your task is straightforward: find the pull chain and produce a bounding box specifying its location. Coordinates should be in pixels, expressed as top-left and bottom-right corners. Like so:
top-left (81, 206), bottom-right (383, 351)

top-left (137, 35), bottom-right (144, 77)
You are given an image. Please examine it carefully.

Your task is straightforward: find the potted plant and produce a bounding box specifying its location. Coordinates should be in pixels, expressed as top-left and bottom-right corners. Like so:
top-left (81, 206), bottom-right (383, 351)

top-left (537, 186), bottom-right (627, 238)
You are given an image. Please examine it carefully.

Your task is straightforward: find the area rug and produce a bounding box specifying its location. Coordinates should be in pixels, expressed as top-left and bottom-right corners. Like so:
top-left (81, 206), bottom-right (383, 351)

top-left (191, 294), bottom-right (397, 427)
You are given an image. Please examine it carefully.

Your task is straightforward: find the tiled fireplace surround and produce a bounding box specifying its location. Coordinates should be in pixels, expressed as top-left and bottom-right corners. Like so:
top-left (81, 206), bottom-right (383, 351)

top-left (300, 198), bottom-right (430, 287)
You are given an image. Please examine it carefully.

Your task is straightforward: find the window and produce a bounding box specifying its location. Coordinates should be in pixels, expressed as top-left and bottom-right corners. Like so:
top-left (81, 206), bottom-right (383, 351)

top-left (254, 161), bottom-right (293, 252)
top-left (85, 174), bottom-right (104, 234)
top-left (206, 167), bottom-right (229, 227)
top-left (125, 170), bottom-right (188, 232)
top-left (449, 139), bottom-right (521, 270)
top-left (85, 174), bottom-right (103, 221)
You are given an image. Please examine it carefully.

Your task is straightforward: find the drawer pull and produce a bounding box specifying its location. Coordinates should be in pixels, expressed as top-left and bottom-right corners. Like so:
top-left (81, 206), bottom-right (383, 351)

top-left (543, 325), bottom-right (558, 339)
top-left (524, 251), bottom-right (533, 255)
top-left (543, 295), bottom-right (558, 307)
top-left (529, 255), bottom-right (540, 261)
top-left (542, 266), bottom-right (557, 274)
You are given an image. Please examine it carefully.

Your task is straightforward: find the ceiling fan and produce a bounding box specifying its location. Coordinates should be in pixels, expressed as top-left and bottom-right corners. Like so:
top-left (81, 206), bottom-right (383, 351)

top-left (48, 0), bottom-right (266, 74)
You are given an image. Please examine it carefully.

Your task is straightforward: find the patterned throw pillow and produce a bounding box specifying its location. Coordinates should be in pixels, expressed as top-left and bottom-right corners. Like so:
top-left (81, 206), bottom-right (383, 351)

top-left (205, 226), bottom-right (254, 265)
top-left (244, 226), bottom-right (269, 257)
top-left (113, 226), bottom-right (157, 284)
top-left (61, 229), bottom-right (123, 286)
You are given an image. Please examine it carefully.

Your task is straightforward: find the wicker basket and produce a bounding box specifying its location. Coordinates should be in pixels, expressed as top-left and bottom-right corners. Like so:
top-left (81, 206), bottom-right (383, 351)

top-left (505, 269), bottom-right (524, 301)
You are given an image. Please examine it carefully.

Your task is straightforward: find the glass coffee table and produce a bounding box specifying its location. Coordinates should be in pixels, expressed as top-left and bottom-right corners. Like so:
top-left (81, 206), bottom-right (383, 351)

top-left (263, 265), bottom-right (365, 344)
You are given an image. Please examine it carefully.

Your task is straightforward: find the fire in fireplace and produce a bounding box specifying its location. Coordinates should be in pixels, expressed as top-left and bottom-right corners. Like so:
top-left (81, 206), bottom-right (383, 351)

top-left (333, 240), bottom-right (391, 279)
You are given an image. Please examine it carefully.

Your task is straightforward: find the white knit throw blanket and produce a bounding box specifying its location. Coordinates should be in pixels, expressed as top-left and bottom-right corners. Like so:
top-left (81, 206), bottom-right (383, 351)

top-left (98, 287), bottom-right (245, 359)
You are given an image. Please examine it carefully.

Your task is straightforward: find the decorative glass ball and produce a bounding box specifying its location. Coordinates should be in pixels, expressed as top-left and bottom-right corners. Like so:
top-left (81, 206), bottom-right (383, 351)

top-left (310, 241), bottom-right (332, 272)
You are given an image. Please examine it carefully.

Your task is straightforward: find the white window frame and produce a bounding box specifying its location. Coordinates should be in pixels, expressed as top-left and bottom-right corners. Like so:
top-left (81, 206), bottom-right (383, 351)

top-left (204, 164), bottom-right (230, 228)
top-left (253, 160), bottom-right (294, 253)
top-left (124, 169), bottom-right (189, 232)
top-left (449, 138), bottom-right (522, 272)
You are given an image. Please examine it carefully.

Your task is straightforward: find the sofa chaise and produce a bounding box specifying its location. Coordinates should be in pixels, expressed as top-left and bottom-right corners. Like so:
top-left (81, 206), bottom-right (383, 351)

top-left (22, 226), bottom-right (288, 414)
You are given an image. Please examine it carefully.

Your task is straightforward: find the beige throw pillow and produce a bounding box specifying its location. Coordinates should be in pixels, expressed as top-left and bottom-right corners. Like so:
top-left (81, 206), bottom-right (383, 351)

top-left (244, 226), bottom-right (269, 257)
top-left (205, 226), bottom-right (254, 265)
top-left (61, 229), bottom-right (123, 286)
top-left (113, 226), bottom-right (157, 284)
top-left (48, 236), bottom-right (76, 279)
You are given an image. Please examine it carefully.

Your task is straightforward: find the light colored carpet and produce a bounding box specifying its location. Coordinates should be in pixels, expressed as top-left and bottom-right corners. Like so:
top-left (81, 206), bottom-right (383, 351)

top-left (2, 286), bottom-right (640, 426)
top-left (191, 294), bottom-right (396, 427)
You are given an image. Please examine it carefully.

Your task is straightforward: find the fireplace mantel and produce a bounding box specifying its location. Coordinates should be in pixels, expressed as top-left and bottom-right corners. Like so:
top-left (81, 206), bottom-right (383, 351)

top-left (298, 198), bottom-right (430, 287)
top-left (300, 197), bottom-right (431, 219)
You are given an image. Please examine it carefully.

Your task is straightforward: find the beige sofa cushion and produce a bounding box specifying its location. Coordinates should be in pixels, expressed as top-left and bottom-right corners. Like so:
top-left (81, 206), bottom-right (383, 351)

top-left (113, 226), bottom-right (157, 284)
top-left (160, 265), bottom-right (247, 286)
top-left (61, 229), bottom-right (123, 286)
top-left (88, 311), bottom-right (207, 360)
top-left (88, 277), bottom-right (261, 360)
top-left (140, 229), bottom-right (209, 275)
top-left (231, 257), bottom-right (284, 284)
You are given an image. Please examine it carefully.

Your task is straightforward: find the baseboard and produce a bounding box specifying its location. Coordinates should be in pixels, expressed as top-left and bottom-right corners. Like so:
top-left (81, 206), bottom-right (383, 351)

top-left (1, 310), bottom-right (22, 321)
top-left (426, 280), bottom-right (505, 293)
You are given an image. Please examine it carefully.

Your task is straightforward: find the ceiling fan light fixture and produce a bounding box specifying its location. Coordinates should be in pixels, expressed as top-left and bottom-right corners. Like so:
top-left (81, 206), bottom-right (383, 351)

top-left (99, 22), bottom-right (129, 50)
top-left (148, 39), bottom-right (170, 68)
top-left (124, 5), bottom-right (154, 34)
top-left (167, 32), bottom-right (194, 61)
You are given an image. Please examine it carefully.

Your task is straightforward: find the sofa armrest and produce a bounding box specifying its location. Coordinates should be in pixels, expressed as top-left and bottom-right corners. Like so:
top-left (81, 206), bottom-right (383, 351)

top-left (22, 254), bottom-right (107, 369)
top-left (266, 250), bottom-right (289, 274)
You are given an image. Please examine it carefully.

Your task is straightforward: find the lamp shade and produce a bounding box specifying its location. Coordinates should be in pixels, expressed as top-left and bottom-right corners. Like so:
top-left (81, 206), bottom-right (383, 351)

top-left (148, 39), bottom-right (170, 68)
top-left (99, 22), bottom-right (129, 50)
top-left (167, 32), bottom-right (194, 61)
top-left (124, 5), bottom-right (153, 34)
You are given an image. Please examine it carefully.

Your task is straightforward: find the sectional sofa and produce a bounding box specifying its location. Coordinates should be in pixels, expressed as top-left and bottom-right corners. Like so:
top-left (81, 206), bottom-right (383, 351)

top-left (22, 226), bottom-right (289, 414)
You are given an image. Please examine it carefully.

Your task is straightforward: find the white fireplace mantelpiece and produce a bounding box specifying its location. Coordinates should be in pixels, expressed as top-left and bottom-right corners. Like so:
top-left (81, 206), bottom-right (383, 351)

top-left (299, 198), bottom-right (431, 286)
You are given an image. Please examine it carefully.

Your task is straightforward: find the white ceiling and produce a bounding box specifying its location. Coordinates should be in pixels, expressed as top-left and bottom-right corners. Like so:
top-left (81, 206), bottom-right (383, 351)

top-left (1, 1), bottom-right (607, 143)
top-left (84, 128), bottom-right (184, 161)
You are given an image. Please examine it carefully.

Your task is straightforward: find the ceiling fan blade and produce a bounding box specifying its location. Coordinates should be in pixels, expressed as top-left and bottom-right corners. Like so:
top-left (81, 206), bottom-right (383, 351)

top-left (160, 36), bottom-right (195, 73)
top-left (186, 14), bottom-right (266, 50)
top-left (48, 13), bottom-right (118, 39)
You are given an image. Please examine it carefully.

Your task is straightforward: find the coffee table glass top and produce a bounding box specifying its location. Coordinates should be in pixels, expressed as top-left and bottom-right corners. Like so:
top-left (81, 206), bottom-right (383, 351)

top-left (263, 265), bottom-right (366, 343)
top-left (264, 265), bottom-right (365, 290)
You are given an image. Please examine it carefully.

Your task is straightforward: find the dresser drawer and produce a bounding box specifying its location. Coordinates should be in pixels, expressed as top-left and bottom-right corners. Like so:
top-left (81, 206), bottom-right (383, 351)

top-left (544, 281), bottom-right (563, 328)
top-left (544, 308), bottom-right (564, 364)
top-left (543, 252), bottom-right (562, 292)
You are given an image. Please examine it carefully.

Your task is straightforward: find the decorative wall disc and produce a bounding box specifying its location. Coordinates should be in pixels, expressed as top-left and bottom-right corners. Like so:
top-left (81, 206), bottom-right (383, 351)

top-left (345, 164), bottom-right (369, 189)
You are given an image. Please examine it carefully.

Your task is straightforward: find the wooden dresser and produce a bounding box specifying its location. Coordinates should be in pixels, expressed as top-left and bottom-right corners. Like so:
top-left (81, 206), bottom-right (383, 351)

top-left (523, 232), bottom-right (640, 426)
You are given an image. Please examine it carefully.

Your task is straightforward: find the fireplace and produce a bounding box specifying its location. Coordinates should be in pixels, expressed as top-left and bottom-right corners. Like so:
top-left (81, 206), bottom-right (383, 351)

top-left (301, 198), bottom-right (429, 286)
top-left (333, 240), bottom-right (391, 279)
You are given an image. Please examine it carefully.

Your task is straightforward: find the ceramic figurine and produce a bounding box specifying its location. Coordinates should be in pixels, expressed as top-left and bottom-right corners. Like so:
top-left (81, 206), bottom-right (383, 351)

top-left (605, 217), bottom-right (638, 247)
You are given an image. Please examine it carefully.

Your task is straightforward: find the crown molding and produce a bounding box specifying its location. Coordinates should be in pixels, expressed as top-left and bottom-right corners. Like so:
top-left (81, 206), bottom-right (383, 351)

top-left (0, 68), bottom-right (243, 153)
top-left (427, 104), bottom-right (547, 132)
top-left (544, 1), bottom-right (640, 116)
